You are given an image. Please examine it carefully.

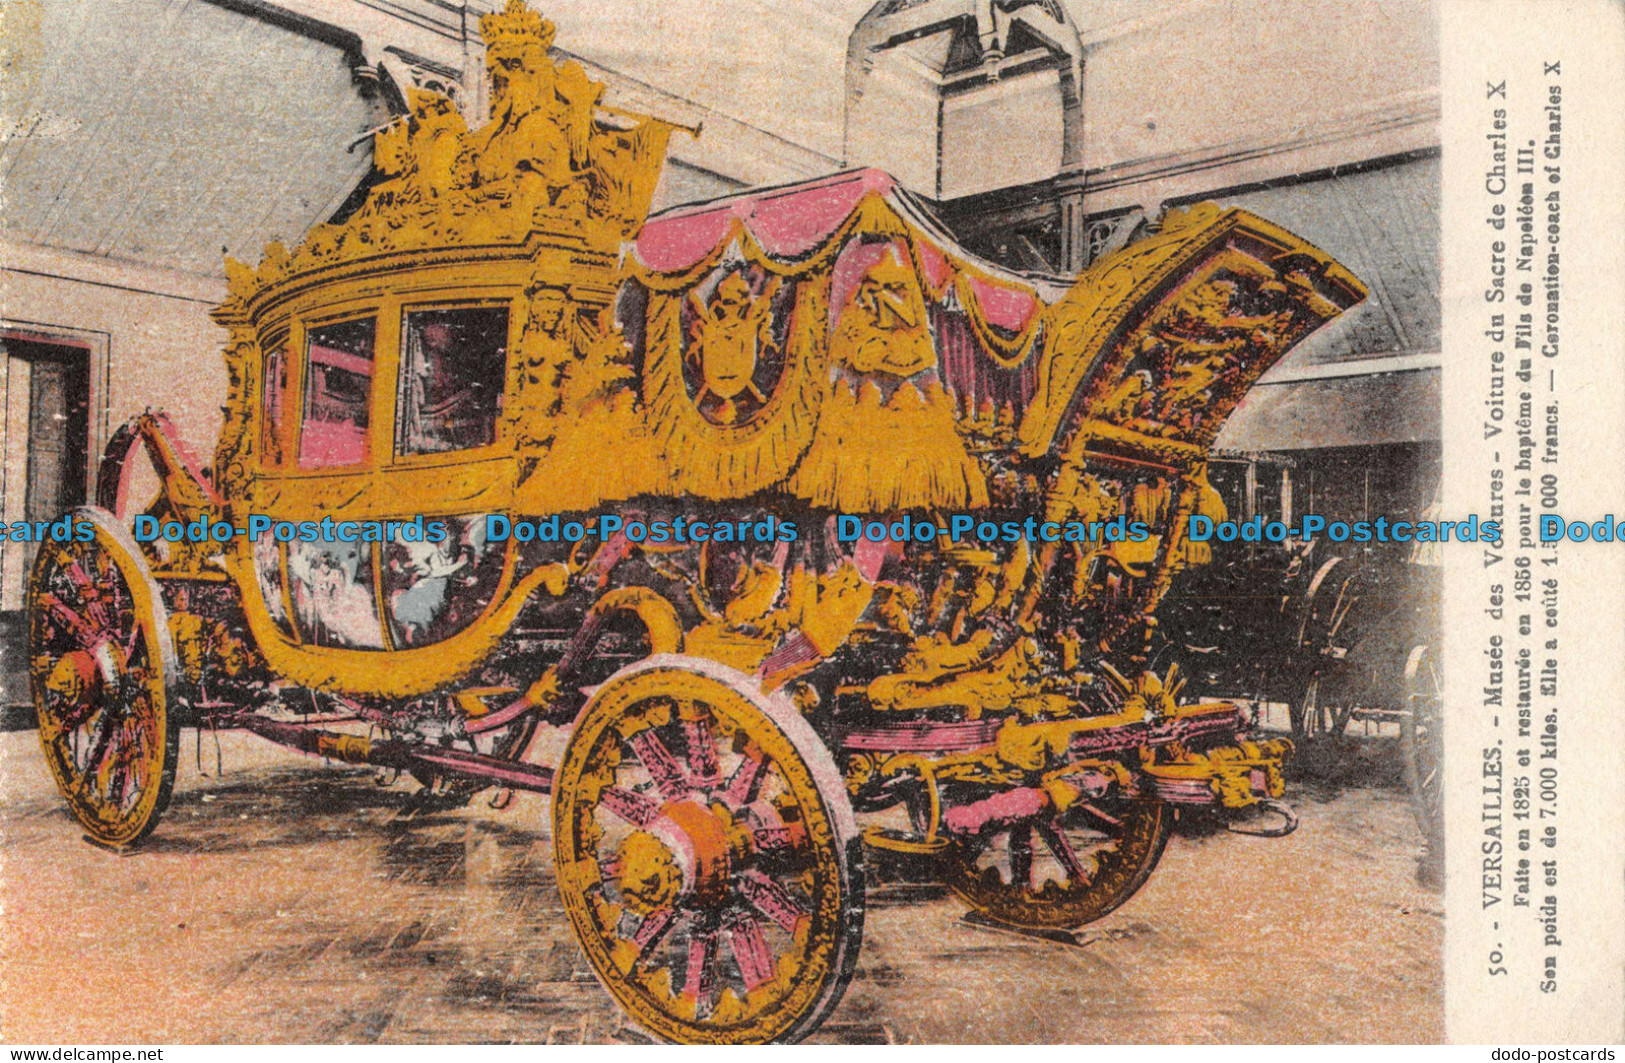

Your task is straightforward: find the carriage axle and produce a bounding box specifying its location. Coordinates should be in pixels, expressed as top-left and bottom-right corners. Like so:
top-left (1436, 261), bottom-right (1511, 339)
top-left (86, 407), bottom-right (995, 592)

top-left (223, 713), bottom-right (556, 794)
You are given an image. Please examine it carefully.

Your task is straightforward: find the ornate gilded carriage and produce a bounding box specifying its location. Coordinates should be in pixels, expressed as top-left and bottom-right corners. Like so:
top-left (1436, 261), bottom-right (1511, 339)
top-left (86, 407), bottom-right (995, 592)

top-left (27, 2), bottom-right (1365, 1044)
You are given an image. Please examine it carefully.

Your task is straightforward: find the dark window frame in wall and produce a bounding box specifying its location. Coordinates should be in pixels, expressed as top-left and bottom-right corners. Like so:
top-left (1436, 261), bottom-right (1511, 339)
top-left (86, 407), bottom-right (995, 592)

top-left (0, 320), bottom-right (111, 613)
top-left (939, 146), bottom-right (1441, 277)
top-left (933, 173), bottom-right (1082, 274)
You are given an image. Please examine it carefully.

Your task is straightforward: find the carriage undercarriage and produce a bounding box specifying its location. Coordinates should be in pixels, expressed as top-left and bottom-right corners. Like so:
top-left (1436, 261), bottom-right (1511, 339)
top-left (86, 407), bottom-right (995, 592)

top-left (29, 479), bottom-right (1299, 1042)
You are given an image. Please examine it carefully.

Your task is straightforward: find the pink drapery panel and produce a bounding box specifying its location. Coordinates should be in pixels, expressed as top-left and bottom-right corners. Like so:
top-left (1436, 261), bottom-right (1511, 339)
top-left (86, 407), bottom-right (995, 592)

top-left (748, 171), bottom-right (890, 258)
top-left (634, 170), bottom-right (893, 272)
top-left (933, 307), bottom-right (1039, 416)
top-left (631, 168), bottom-right (1057, 384)
top-left (964, 274), bottom-right (1038, 333)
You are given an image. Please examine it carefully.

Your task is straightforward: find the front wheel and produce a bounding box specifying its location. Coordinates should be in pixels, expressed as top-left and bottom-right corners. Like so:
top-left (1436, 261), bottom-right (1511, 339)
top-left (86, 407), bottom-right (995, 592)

top-left (27, 507), bottom-right (179, 848)
top-left (552, 656), bottom-right (863, 1044)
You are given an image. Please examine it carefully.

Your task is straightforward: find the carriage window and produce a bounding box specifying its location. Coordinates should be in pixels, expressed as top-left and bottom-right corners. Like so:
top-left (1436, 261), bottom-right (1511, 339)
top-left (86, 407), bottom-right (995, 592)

top-left (299, 317), bottom-right (376, 468)
top-left (395, 306), bottom-right (509, 455)
top-left (261, 334), bottom-right (287, 465)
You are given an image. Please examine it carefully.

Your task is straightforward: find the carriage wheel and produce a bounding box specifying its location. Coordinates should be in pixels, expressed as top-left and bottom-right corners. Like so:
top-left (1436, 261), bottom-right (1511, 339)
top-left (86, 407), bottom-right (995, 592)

top-left (1294, 672), bottom-right (1338, 740)
top-left (1292, 668), bottom-right (1363, 742)
top-left (944, 796), bottom-right (1171, 930)
top-left (1401, 643), bottom-right (1443, 851)
top-left (27, 507), bottom-right (179, 848)
top-left (552, 656), bottom-right (863, 1044)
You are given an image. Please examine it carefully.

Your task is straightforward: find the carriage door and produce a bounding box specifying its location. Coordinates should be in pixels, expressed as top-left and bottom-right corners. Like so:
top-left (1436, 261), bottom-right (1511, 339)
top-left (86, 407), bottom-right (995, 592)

top-left (1, 333), bottom-right (91, 611)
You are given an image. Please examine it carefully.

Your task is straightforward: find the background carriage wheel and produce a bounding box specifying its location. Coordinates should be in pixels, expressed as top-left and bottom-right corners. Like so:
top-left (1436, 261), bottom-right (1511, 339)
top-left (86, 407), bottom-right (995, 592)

top-left (943, 796), bottom-right (1171, 930)
top-left (27, 507), bottom-right (179, 848)
top-left (1292, 670), bottom-right (1351, 741)
top-left (1401, 643), bottom-right (1444, 853)
top-left (552, 656), bottom-right (863, 1044)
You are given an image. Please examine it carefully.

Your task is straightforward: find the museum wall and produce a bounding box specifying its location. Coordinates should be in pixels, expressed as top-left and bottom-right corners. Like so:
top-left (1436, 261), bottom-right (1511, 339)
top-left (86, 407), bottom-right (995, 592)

top-left (1076, 0), bottom-right (1439, 213)
top-left (0, 247), bottom-right (225, 609)
top-left (842, 51), bottom-right (942, 197)
top-left (940, 68), bottom-right (1067, 199)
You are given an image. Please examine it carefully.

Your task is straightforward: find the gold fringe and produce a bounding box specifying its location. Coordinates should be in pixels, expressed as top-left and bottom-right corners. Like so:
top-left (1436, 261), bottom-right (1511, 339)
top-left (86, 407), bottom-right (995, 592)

top-left (786, 377), bottom-right (989, 513)
top-left (520, 390), bottom-right (664, 512)
top-left (641, 277), bottom-right (831, 499)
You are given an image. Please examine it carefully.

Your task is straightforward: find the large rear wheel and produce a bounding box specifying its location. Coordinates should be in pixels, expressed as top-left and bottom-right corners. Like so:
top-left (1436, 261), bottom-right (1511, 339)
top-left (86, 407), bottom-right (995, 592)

top-left (27, 507), bottom-right (179, 848)
top-left (552, 656), bottom-right (863, 1044)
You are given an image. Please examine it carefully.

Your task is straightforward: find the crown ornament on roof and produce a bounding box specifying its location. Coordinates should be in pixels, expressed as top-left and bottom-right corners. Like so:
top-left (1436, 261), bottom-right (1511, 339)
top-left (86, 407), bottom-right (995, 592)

top-left (480, 0), bottom-right (556, 51)
top-left (217, 3), bottom-right (696, 317)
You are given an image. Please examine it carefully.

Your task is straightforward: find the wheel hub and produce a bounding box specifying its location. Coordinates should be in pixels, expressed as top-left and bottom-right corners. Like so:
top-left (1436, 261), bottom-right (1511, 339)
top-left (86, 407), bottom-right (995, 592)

top-left (613, 798), bottom-right (740, 915)
top-left (652, 799), bottom-right (735, 908)
top-left (613, 830), bottom-right (683, 916)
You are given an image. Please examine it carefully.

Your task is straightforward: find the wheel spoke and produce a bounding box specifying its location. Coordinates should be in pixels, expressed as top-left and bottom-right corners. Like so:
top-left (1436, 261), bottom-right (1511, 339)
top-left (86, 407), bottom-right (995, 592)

top-left (91, 723), bottom-right (126, 807)
top-left (632, 907), bottom-right (679, 957)
top-left (74, 704), bottom-right (123, 792)
top-left (680, 705), bottom-right (720, 785)
top-left (1035, 819), bottom-right (1090, 885)
top-left (1008, 826), bottom-right (1033, 889)
top-left (727, 915), bottom-right (777, 991)
top-left (41, 594), bottom-right (103, 649)
top-left (1076, 802), bottom-right (1123, 830)
top-left (106, 732), bottom-right (139, 812)
top-left (600, 785), bottom-right (662, 827)
top-left (684, 928), bottom-right (719, 1019)
top-left (119, 725), bottom-right (151, 796)
top-left (721, 743), bottom-right (769, 807)
top-left (739, 801), bottom-right (799, 852)
top-left (122, 621), bottom-right (148, 667)
top-left (739, 869), bottom-right (807, 933)
top-left (628, 730), bottom-right (691, 803)
top-left (73, 557), bottom-right (118, 637)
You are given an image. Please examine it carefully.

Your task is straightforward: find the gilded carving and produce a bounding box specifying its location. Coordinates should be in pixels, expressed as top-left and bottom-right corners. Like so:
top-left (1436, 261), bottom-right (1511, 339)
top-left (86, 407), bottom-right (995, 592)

top-left (1104, 275), bottom-right (1297, 439)
top-left (214, 1), bottom-right (685, 319)
top-left (642, 271), bottom-right (828, 501)
top-left (213, 327), bottom-right (260, 500)
top-left (468, 2), bottom-right (592, 214)
top-left (30, 11), bottom-right (1381, 1043)
top-left (504, 283), bottom-right (574, 458)
top-left (829, 245), bottom-right (936, 377)
top-left (685, 272), bottom-right (781, 425)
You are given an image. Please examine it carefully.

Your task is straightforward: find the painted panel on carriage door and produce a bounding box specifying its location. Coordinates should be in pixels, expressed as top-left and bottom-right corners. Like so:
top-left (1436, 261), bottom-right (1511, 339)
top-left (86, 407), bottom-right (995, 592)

top-left (285, 536), bottom-right (386, 650)
top-left (381, 515), bottom-right (507, 648)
